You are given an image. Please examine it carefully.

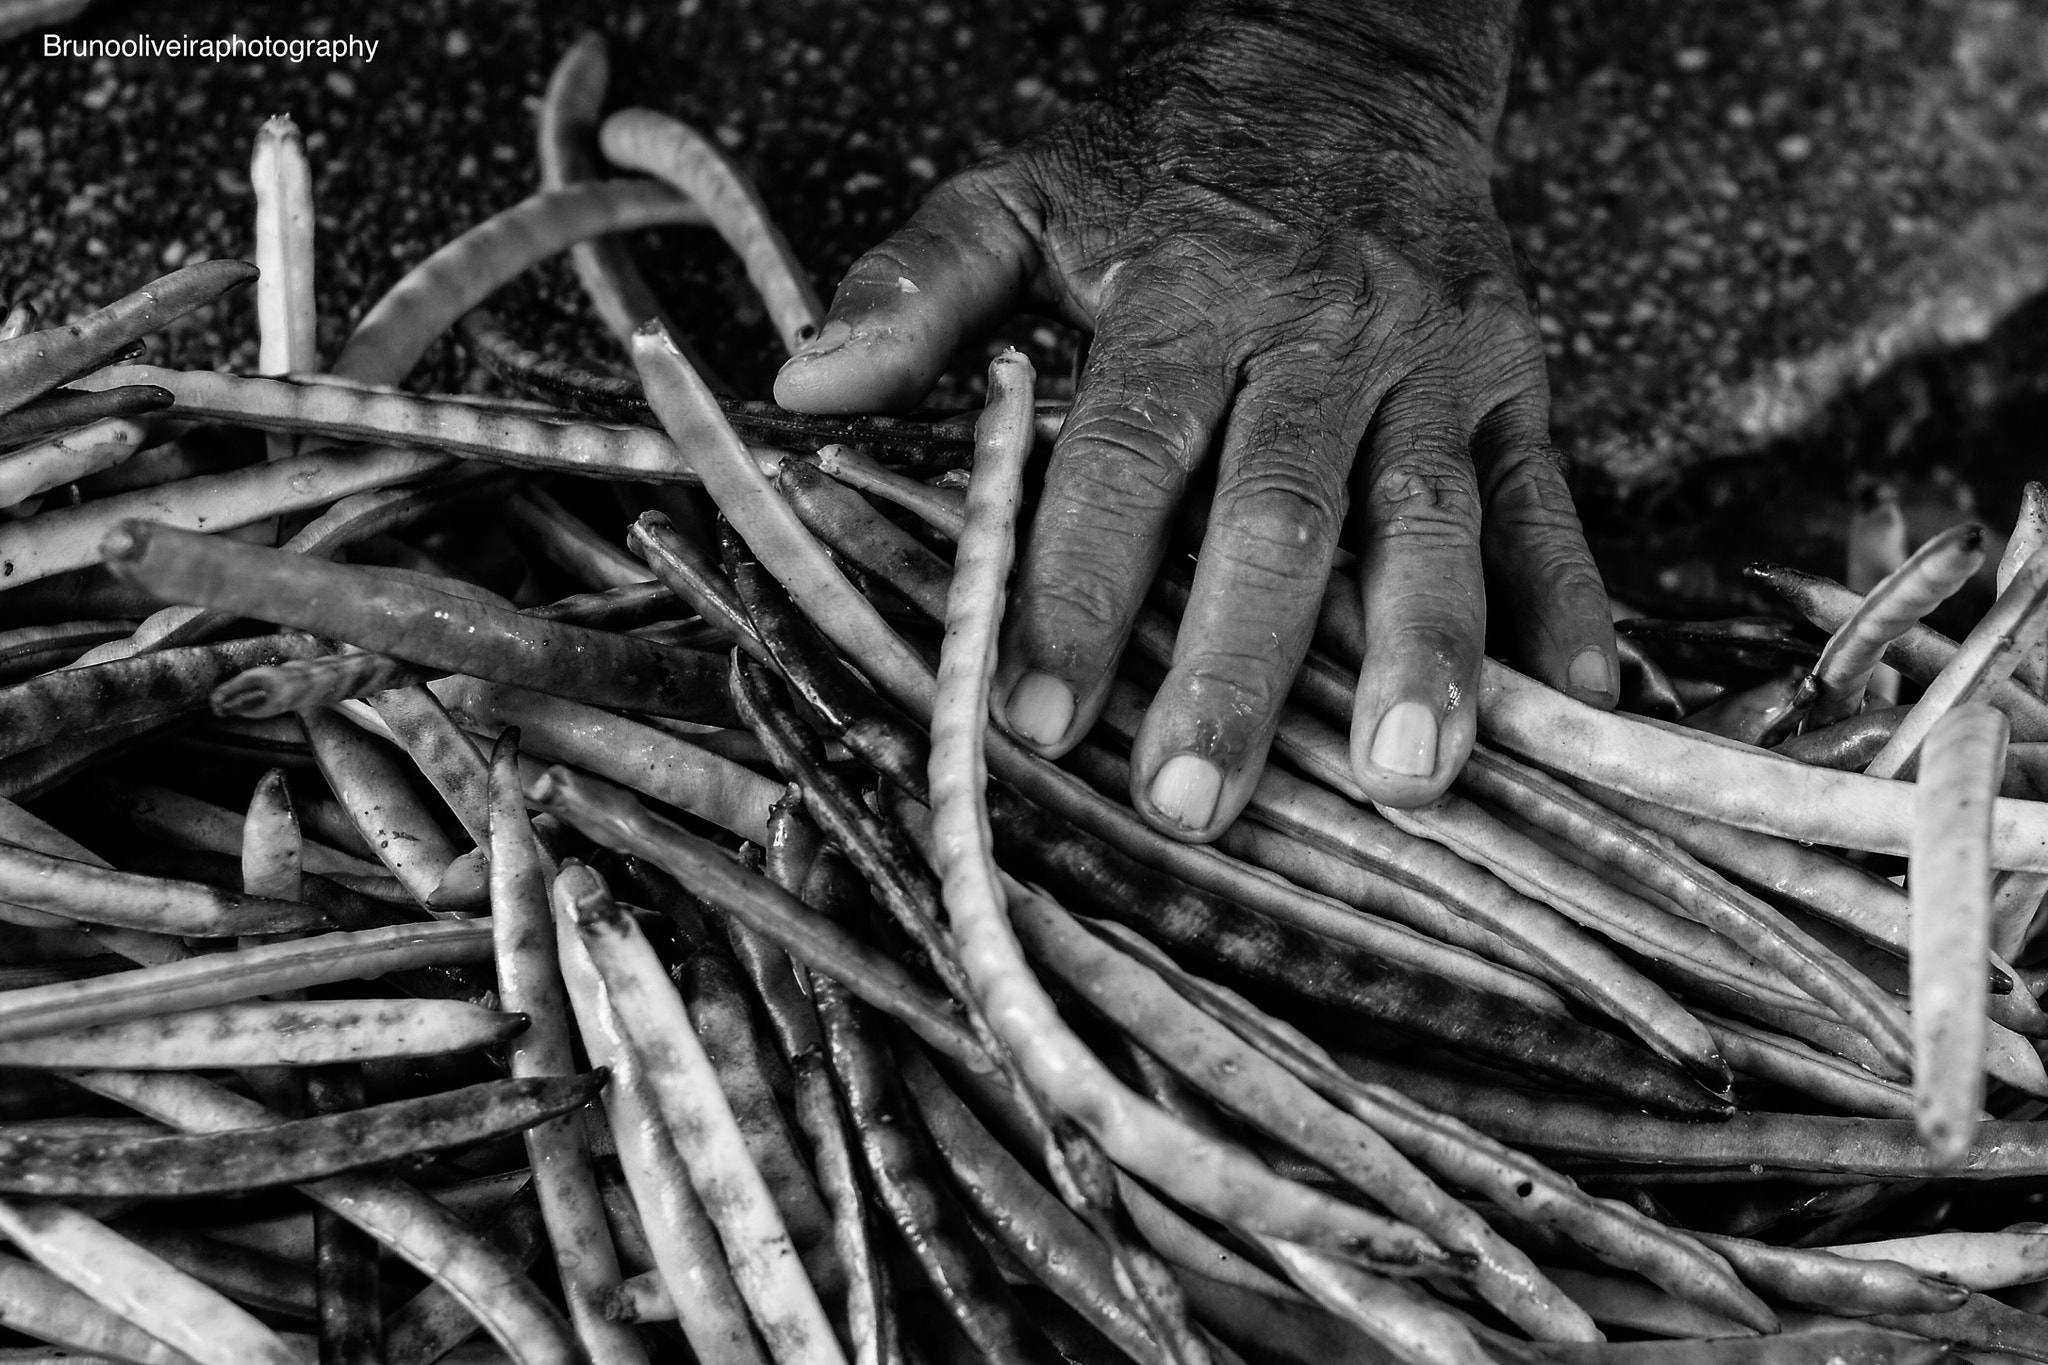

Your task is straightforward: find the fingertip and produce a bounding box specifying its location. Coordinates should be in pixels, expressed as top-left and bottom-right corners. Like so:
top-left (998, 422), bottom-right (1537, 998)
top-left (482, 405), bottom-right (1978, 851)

top-left (1349, 690), bottom-right (1479, 808)
top-left (1564, 640), bottom-right (1621, 711)
top-left (773, 317), bottom-right (938, 413)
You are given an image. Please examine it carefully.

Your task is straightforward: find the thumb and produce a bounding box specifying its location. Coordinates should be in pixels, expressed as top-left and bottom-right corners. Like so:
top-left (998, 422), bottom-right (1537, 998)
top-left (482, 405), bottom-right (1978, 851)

top-left (774, 166), bottom-right (1043, 414)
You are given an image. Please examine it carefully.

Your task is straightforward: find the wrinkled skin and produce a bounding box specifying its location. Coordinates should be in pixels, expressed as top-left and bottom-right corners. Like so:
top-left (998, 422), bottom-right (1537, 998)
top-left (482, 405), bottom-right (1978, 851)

top-left (776, 0), bottom-right (1617, 841)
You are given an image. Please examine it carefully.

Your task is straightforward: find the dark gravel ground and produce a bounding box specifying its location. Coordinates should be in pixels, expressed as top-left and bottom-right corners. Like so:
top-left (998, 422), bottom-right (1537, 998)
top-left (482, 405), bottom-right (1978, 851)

top-left (4, 0), bottom-right (2047, 617)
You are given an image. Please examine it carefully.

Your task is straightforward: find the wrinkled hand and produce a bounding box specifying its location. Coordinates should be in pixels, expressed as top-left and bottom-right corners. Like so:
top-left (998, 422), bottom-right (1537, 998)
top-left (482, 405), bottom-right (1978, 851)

top-left (775, 0), bottom-right (1616, 840)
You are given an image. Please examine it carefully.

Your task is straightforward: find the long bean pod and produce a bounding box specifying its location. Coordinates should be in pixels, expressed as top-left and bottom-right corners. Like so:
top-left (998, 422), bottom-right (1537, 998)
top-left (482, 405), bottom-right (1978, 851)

top-left (1009, 886), bottom-right (1592, 1340)
top-left (74, 467), bottom-right (514, 667)
top-left (1867, 553), bottom-right (2048, 779)
top-left (1818, 1232), bottom-right (2048, 1291)
top-left (813, 946), bottom-right (1062, 1365)
top-left (0, 1246), bottom-right (208, 1365)
top-left (901, 1046), bottom-right (1166, 1365)
top-left (551, 879), bottom-right (771, 1365)
top-left (1685, 1234), bottom-right (1965, 1317)
top-left (1456, 744), bottom-right (1910, 1067)
top-left (1336, 1055), bottom-right (2048, 1177)
top-left (1809, 524), bottom-right (1986, 726)
top-left (0, 416), bottom-right (152, 508)
top-left (70, 1069), bottom-right (580, 1365)
top-left (0, 1074), bottom-right (597, 1196)
top-left (0, 1196), bottom-right (300, 1365)
top-left (216, 580), bottom-right (688, 718)
top-left (0, 260), bottom-right (256, 416)
top-left (1476, 661), bottom-right (2048, 871)
top-left (1749, 563), bottom-right (2048, 739)
top-left (300, 705), bottom-right (463, 906)
top-left (0, 631), bottom-right (324, 761)
top-left (485, 733), bottom-right (649, 1365)
top-left (0, 385), bottom-right (170, 456)
top-left (435, 676), bottom-right (777, 845)
top-left (251, 115), bottom-right (317, 385)
top-left (0, 920), bottom-right (490, 1042)
top-left (0, 842), bottom-right (329, 937)
top-left (562, 860), bottom-right (848, 1365)
top-left (1087, 920), bottom-right (1776, 1330)
top-left (0, 998), bottom-right (522, 1069)
top-left (74, 364), bottom-right (700, 481)
top-left (686, 949), bottom-right (844, 1298)
top-left (1910, 704), bottom-right (2008, 1164)
top-left (103, 521), bottom-right (729, 721)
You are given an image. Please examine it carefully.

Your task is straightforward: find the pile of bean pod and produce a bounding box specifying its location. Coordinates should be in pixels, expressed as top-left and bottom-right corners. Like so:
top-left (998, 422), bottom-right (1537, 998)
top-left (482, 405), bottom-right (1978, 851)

top-left (5, 30), bottom-right (2048, 1365)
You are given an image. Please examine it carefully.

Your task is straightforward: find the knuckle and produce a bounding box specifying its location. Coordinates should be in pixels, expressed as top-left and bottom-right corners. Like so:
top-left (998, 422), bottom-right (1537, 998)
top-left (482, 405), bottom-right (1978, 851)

top-left (1013, 551), bottom-right (1137, 662)
top-left (1363, 453), bottom-right (1482, 538)
top-left (1217, 462), bottom-right (1346, 555)
top-left (1052, 412), bottom-right (1201, 506)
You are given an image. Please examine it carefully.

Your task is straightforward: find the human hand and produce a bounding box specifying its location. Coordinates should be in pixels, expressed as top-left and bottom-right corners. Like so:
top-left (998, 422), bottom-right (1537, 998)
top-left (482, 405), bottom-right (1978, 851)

top-left (775, 0), bottom-right (1616, 840)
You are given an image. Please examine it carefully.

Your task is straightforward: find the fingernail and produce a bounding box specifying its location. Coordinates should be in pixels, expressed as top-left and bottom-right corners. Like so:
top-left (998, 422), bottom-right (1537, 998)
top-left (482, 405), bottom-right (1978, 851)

top-left (1368, 701), bottom-right (1439, 779)
top-left (1568, 646), bottom-right (1614, 697)
top-left (1149, 755), bottom-right (1222, 831)
top-left (789, 318), bottom-right (851, 360)
top-left (1005, 671), bottom-right (1075, 748)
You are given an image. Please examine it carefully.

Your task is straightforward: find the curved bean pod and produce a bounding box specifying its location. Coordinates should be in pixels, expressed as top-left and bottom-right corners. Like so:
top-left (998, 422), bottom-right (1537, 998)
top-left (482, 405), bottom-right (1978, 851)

top-left (600, 109), bottom-right (823, 354)
top-left (333, 180), bottom-right (705, 385)
top-left (737, 432), bottom-right (1717, 1114)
